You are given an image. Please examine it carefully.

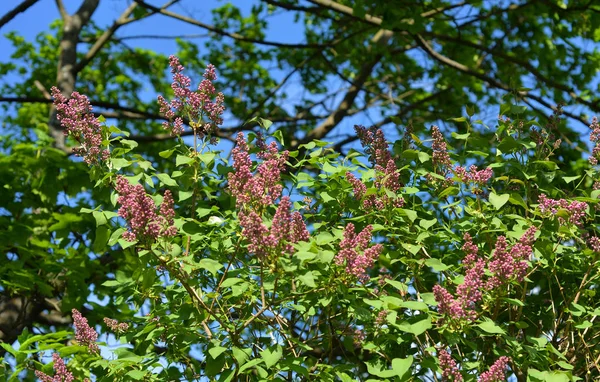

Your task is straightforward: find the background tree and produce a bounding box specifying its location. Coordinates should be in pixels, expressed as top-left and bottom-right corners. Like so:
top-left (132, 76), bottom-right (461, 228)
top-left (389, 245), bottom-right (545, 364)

top-left (1, 0), bottom-right (600, 380)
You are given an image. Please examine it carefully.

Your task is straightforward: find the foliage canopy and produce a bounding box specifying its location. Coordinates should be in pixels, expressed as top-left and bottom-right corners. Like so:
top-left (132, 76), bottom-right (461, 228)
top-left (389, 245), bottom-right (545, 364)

top-left (1, 0), bottom-right (600, 381)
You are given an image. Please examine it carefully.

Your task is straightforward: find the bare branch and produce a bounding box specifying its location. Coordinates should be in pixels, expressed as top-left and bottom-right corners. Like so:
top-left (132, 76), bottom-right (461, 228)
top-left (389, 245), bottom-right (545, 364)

top-left (74, 1), bottom-right (139, 73)
top-left (306, 0), bottom-right (383, 25)
top-left (117, 33), bottom-right (209, 41)
top-left (55, 0), bottom-right (67, 20)
top-left (0, 0), bottom-right (40, 29)
top-left (423, 32), bottom-right (599, 112)
top-left (134, 0), bottom-right (332, 49)
top-left (289, 29), bottom-right (394, 147)
top-left (414, 33), bottom-right (590, 128)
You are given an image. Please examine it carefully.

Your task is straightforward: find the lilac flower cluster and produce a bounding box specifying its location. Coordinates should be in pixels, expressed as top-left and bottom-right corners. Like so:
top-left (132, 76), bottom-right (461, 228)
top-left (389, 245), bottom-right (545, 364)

top-left (433, 259), bottom-right (485, 322)
top-left (35, 353), bottom-right (74, 382)
top-left (487, 227), bottom-right (536, 289)
top-left (114, 176), bottom-right (177, 242)
top-left (157, 56), bottom-right (225, 138)
top-left (228, 133), bottom-right (310, 259)
top-left (454, 165), bottom-right (493, 193)
top-left (239, 197), bottom-right (309, 258)
top-left (228, 132), bottom-right (288, 208)
top-left (434, 228), bottom-right (537, 321)
top-left (104, 317), bottom-right (130, 334)
top-left (72, 309), bottom-right (99, 354)
top-left (461, 233), bottom-right (479, 267)
top-left (588, 117), bottom-right (600, 165)
top-left (478, 357), bottom-right (510, 382)
top-left (352, 328), bottom-right (366, 346)
top-left (538, 194), bottom-right (587, 226)
top-left (431, 125), bottom-right (452, 168)
top-left (335, 224), bottom-right (383, 283)
top-left (589, 236), bottom-right (600, 252)
top-left (438, 349), bottom-right (463, 381)
top-left (347, 127), bottom-right (404, 209)
top-left (375, 309), bottom-right (388, 326)
top-left (355, 125), bottom-right (392, 167)
top-left (427, 126), bottom-right (456, 189)
top-left (51, 87), bottom-right (109, 165)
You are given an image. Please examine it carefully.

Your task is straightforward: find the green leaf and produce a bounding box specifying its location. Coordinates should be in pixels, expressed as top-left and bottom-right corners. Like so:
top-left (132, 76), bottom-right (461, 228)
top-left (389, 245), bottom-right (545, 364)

top-left (179, 190), bottom-right (194, 201)
top-left (424, 258), bottom-right (449, 271)
top-left (451, 132), bottom-right (470, 139)
top-left (391, 356), bottom-right (413, 377)
top-left (298, 271), bottom-right (316, 288)
top-left (272, 129), bottom-right (284, 145)
top-left (533, 160), bottom-right (559, 171)
top-left (155, 173), bottom-right (178, 187)
top-left (320, 191), bottom-right (334, 203)
top-left (209, 345), bottom-right (227, 359)
top-left (198, 259), bottom-right (223, 276)
top-left (477, 319), bottom-right (505, 335)
top-left (159, 148), bottom-right (176, 158)
top-left (239, 358), bottom-right (263, 373)
top-left (260, 345), bottom-right (282, 369)
top-left (110, 158), bottom-right (132, 170)
top-left (126, 370), bottom-right (146, 380)
top-left (399, 209), bottom-right (418, 222)
top-left (232, 347), bottom-right (251, 365)
top-left (92, 210), bottom-right (107, 226)
top-left (418, 151), bottom-right (431, 163)
top-left (399, 301), bottom-right (428, 311)
top-left (556, 361), bottom-right (573, 370)
top-left (419, 218), bottom-right (436, 229)
top-left (93, 226), bottom-right (110, 253)
top-left (120, 139), bottom-right (138, 149)
top-left (489, 192), bottom-right (510, 210)
top-left (396, 317), bottom-right (431, 335)
top-left (563, 175), bottom-right (581, 184)
top-left (176, 154), bottom-right (194, 166)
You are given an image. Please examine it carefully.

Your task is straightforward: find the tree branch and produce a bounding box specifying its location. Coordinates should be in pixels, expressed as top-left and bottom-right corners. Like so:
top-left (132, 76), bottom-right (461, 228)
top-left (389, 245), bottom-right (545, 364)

top-left (0, 0), bottom-right (40, 29)
top-left (133, 0), bottom-right (332, 49)
top-left (414, 33), bottom-right (590, 128)
top-left (74, 1), bottom-right (139, 73)
top-left (423, 31), bottom-right (599, 112)
top-left (54, 0), bottom-right (67, 20)
top-left (290, 29), bottom-right (392, 146)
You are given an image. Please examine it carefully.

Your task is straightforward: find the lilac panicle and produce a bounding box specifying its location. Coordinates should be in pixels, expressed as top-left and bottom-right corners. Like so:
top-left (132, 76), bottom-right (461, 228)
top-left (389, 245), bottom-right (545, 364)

top-left (487, 227), bottom-right (536, 289)
top-left (461, 233), bottom-right (479, 268)
top-left (456, 260), bottom-right (485, 312)
top-left (239, 196), bottom-right (309, 258)
top-left (104, 317), bottom-right (130, 333)
top-left (114, 176), bottom-right (177, 242)
top-left (157, 56), bottom-right (225, 138)
top-left (454, 165), bottom-right (493, 193)
top-left (588, 236), bottom-right (600, 252)
top-left (346, 172), bottom-right (366, 200)
top-left (72, 309), bottom-right (99, 354)
top-left (431, 125), bottom-right (451, 168)
top-left (538, 194), bottom-right (587, 226)
top-left (35, 353), bottom-right (74, 382)
top-left (438, 349), bottom-right (463, 381)
top-left (228, 132), bottom-right (288, 208)
top-left (241, 196), bottom-right (309, 257)
top-left (335, 223), bottom-right (383, 283)
top-left (478, 356), bottom-right (510, 382)
top-left (51, 86), bottom-right (108, 165)
top-left (355, 125), bottom-right (392, 167)
top-left (433, 260), bottom-right (483, 323)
